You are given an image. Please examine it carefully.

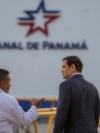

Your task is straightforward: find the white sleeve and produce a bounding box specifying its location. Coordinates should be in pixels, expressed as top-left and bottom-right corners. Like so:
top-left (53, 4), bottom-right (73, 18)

top-left (7, 96), bottom-right (38, 126)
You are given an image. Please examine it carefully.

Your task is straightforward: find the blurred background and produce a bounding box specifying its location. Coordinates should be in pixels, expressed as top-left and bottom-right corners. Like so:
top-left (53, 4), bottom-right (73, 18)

top-left (0, 0), bottom-right (100, 132)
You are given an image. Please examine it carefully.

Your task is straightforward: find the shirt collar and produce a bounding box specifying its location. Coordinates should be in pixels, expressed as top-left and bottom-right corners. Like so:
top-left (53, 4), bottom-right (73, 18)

top-left (71, 73), bottom-right (82, 78)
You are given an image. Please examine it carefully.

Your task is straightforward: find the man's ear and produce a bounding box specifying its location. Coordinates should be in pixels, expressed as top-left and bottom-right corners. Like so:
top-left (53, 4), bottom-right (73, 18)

top-left (71, 64), bottom-right (76, 72)
top-left (0, 80), bottom-right (5, 87)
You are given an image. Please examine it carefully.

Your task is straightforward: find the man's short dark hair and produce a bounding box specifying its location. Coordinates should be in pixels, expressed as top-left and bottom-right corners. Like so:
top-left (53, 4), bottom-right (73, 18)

top-left (0, 69), bottom-right (10, 81)
top-left (62, 55), bottom-right (83, 73)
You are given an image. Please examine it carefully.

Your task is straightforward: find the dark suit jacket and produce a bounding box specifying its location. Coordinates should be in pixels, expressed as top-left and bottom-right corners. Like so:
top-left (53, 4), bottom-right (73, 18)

top-left (53, 74), bottom-right (99, 133)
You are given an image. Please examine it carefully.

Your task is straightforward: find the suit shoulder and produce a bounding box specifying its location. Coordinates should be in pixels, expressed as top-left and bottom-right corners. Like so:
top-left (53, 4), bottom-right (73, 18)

top-left (85, 79), bottom-right (99, 91)
top-left (60, 80), bottom-right (68, 85)
top-left (60, 80), bottom-right (71, 89)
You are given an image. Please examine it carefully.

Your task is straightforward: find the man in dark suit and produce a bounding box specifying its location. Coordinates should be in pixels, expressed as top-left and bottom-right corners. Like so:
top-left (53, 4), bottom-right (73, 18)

top-left (53, 55), bottom-right (99, 133)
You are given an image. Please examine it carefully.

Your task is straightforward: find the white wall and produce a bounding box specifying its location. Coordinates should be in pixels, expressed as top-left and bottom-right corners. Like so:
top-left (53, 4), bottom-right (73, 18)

top-left (0, 0), bottom-right (100, 97)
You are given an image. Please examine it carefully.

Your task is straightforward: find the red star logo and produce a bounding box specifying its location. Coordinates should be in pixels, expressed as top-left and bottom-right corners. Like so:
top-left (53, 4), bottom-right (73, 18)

top-left (18, 0), bottom-right (60, 37)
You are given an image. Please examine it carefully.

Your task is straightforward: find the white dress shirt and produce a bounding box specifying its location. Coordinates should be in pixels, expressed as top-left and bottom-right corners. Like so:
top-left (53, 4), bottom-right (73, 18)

top-left (0, 89), bottom-right (38, 133)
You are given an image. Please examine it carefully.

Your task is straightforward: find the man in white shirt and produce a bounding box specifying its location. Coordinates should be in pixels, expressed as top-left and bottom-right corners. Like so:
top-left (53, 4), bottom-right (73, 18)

top-left (0, 68), bottom-right (44, 133)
